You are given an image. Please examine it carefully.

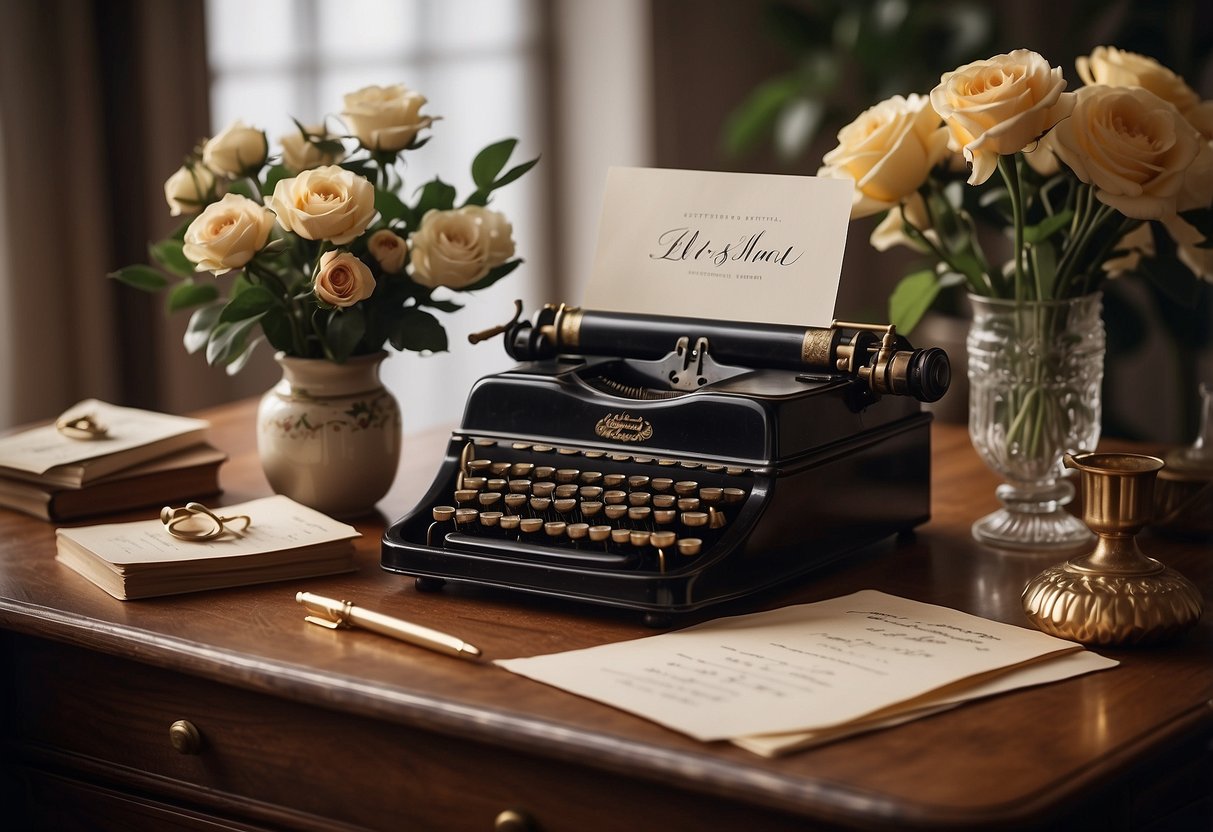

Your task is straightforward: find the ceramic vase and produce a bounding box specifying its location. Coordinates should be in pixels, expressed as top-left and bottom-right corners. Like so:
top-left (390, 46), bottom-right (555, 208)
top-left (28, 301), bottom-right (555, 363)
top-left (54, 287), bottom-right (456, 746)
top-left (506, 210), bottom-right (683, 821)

top-left (257, 351), bottom-right (401, 518)
top-left (967, 292), bottom-right (1105, 551)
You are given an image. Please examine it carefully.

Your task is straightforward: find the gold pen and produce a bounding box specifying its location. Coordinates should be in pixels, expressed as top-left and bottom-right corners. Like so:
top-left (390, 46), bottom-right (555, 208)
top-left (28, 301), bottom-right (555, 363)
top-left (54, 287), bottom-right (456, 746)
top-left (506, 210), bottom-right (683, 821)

top-left (295, 592), bottom-right (482, 660)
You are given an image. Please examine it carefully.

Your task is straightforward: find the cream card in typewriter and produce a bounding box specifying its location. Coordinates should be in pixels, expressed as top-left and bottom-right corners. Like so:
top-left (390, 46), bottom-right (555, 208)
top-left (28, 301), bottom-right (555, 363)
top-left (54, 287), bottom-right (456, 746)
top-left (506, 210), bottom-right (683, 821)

top-left (584, 167), bottom-right (853, 327)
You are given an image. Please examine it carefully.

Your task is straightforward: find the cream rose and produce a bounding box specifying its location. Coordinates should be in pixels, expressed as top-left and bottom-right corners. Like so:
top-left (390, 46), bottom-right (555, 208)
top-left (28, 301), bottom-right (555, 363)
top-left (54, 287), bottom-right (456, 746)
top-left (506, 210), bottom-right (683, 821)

top-left (202, 120), bottom-right (268, 176)
top-left (818, 93), bottom-right (949, 220)
top-left (407, 206), bottom-right (515, 290)
top-left (1077, 47), bottom-right (1200, 115)
top-left (368, 229), bottom-right (408, 273)
top-left (870, 193), bottom-right (936, 253)
top-left (268, 165), bottom-right (377, 245)
top-left (314, 251), bottom-right (376, 308)
top-left (930, 49), bottom-right (1075, 186)
top-left (280, 125), bottom-right (346, 173)
top-left (182, 193), bottom-right (276, 275)
top-left (164, 164), bottom-right (216, 217)
top-left (1046, 85), bottom-right (1201, 220)
top-left (341, 84), bottom-right (434, 152)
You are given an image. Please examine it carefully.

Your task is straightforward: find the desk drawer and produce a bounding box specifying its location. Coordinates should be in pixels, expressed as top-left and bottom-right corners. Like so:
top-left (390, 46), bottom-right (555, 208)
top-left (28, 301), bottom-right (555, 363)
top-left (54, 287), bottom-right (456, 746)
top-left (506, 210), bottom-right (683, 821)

top-left (2, 634), bottom-right (807, 832)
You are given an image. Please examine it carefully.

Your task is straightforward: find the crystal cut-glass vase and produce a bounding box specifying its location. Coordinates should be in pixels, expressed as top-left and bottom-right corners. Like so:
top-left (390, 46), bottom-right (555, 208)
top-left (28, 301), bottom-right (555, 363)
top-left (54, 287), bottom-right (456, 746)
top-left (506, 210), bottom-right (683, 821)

top-left (967, 292), bottom-right (1105, 551)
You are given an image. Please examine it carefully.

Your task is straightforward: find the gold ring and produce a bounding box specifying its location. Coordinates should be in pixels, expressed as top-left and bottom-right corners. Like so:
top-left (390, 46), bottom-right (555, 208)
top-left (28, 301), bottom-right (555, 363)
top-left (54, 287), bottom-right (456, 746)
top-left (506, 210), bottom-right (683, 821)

top-left (161, 502), bottom-right (252, 542)
top-left (56, 412), bottom-right (108, 440)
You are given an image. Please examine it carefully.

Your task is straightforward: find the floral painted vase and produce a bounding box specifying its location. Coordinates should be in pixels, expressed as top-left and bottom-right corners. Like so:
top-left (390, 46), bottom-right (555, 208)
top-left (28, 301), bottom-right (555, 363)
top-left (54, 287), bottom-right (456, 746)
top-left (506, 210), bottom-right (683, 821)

top-left (257, 351), bottom-right (401, 518)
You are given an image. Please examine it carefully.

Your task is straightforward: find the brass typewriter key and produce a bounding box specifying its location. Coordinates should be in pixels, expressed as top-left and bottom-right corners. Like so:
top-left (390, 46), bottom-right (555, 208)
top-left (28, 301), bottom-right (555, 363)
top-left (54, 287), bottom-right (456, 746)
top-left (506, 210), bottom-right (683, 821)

top-left (588, 525), bottom-right (612, 547)
top-left (628, 492), bottom-right (651, 507)
top-left (725, 466), bottom-right (747, 476)
top-left (519, 517), bottom-right (544, 537)
top-left (629, 530), bottom-right (651, 548)
top-left (628, 507), bottom-right (652, 525)
top-left (478, 492), bottom-right (503, 509)
top-left (627, 475), bottom-right (650, 490)
top-left (674, 481), bottom-right (699, 496)
top-left (581, 501), bottom-right (604, 519)
top-left (529, 497), bottom-right (552, 515)
top-left (700, 487), bottom-right (723, 505)
top-left (510, 462), bottom-right (535, 477)
top-left (579, 485), bottom-right (603, 501)
top-left (553, 484), bottom-right (579, 499)
top-left (602, 473), bottom-right (626, 488)
top-left (427, 505), bottom-right (457, 546)
top-left (462, 476), bottom-right (488, 491)
top-left (580, 471), bottom-right (603, 485)
top-left (512, 442), bottom-right (532, 451)
top-left (678, 538), bottom-right (703, 557)
top-left (454, 489), bottom-right (478, 507)
top-left (479, 511), bottom-right (503, 531)
top-left (555, 468), bottom-right (580, 483)
top-left (680, 461), bottom-right (702, 470)
top-left (489, 462), bottom-right (512, 476)
top-left (657, 459), bottom-right (678, 467)
top-left (681, 511), bottom-right (709, 529)
top-left (603, 490), bottom-right (627, 505)
top-left (677, 497), bottom-right (701, 512)
top-left (632, 456), bottom-right (654, 465)
top-left (723, 487), bottom-right (746, 504)
top-left (557, 447), bottom-right (580, 456)
top-left (544, 521), bottom-right (568, 541)
top-left (567, 522), bottom-right (589, 546)
top-left (584, 450), bottom-right (607, 459)
top-left (651, 477), bottom-right (674, 493)
top-left (651, 530), bottom-right (677, 573)
top-left (532, 482), bottom-right (556, 498)
top-left (486, 478), bottom-right (507, 492)
top-left (500, 515), bottom-right (522, 533)
top-left (467, 459), bottom-right (492, 474)
top-left (504, 494), bottom-right (528, 513)
top-left (534, 465), bottom-right (556, 479)
top-left (705, 464), bottom-right (725, 473)
top-left (610, 528), bottom-right (632, 545)
top-left (604, 504), bottom-right (629, 522)
top-left (532, 444), bottom-right (554, 453)
top-left (508, 478), bottom-right (532, 494)
top-left (454, 508), bottom-right (479, 531)
top-left (473, 438), bottom-right (497, 448)
top-left (554, 498), bottom-right (577, 517)
top-left (652, 494), bottom-right (676, 509)
top-left (610, 453), bottom-right (631, 463)
top-left (654, 509), bottom-right (677, 526)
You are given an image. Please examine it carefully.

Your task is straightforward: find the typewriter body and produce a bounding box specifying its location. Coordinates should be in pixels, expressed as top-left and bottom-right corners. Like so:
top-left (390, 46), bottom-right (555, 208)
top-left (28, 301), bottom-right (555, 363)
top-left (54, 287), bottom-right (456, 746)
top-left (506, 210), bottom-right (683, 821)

top-left (382, 303), bottom-right (950, 625)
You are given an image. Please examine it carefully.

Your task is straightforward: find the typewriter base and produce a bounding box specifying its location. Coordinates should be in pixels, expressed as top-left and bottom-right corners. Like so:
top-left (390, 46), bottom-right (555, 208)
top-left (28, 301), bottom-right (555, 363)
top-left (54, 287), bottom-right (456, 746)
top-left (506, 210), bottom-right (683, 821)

top-left (382, 413), bottom-right (931, 626)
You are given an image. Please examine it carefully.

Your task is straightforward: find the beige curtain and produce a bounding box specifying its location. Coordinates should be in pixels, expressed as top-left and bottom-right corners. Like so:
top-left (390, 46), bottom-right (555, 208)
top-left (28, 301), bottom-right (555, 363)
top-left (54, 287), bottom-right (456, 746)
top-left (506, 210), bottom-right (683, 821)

top-left (0, 0), bottom-right (276, 432)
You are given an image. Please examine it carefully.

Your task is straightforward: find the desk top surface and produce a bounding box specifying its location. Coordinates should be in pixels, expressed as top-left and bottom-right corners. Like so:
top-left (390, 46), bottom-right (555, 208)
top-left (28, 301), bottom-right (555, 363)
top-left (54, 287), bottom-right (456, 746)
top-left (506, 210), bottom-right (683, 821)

top-left (0, 400), bottom-right (1209, 830)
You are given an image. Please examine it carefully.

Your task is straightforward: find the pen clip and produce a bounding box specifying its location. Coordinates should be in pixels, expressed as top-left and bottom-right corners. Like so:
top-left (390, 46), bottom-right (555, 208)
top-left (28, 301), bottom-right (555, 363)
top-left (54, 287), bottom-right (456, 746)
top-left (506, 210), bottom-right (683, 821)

top-left (299, 595), bottom-right (355, 630)
top-left (304, 614), bottom-right (347, 630)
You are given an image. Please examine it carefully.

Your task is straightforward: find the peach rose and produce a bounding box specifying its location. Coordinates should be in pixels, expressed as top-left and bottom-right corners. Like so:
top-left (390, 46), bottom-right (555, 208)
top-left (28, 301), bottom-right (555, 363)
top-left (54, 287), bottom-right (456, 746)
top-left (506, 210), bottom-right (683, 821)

top-left (280, 125), bottom-right (346, 173)
top-left (1077, 46), bottom-right (1213, 141)
top-left (268, 165), bottom-right (377, 245)
top-left (341, 84), bottom-right (435, 152)
top-left (182, 193), bottom-right (276, 274)
top-left (930, 49), bottom-right (1075, 186)
top-left (1046, 85), bottom-right (1201, 220)
top-left (314, 251), bottom-right (375, 307)
top-left (368, 229), bottom-right (407, 273)
top-left (202, 120), bottom-right (268, 176)
top-left (818, 93), bottom-right (949, 220)
top-left (407, 206), bottom-right (515, 290)
top-left (164, 163), bottom-right (216, 217)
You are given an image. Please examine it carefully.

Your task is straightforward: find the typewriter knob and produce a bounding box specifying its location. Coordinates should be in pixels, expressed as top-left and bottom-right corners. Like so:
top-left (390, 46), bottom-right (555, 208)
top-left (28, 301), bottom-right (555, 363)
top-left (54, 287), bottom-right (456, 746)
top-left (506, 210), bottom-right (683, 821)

top-left (494, 808), bottom-right (537, 832)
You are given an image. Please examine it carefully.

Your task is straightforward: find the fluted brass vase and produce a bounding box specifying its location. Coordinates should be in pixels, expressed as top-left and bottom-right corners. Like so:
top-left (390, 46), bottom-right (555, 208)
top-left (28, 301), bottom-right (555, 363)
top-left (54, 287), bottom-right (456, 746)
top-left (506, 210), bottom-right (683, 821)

top-left (1022, 452), bottom-right (1203, 646)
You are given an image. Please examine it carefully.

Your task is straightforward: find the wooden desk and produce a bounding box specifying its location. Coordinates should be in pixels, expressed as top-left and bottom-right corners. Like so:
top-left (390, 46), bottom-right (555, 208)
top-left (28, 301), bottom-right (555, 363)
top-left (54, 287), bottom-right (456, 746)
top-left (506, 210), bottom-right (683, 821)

top-left (1, 400), bottom-right (1210, 831)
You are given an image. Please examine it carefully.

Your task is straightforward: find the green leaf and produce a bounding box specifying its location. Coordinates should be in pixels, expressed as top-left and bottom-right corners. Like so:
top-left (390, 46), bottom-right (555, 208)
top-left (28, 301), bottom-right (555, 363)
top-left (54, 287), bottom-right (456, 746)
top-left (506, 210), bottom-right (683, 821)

top-left (206, 315), bottom-right (264, 366)
top-left (1023, 210), bottom-right (1074, 244)
top-left (166, 280), bottom-right (220, 313)
top-left (424, 298), bottom-right (464, 314)
top-left (413, 178), bottom-right (458, 216)
top-left (471, 139), bottom-right (517, 190)
top-left (889, 269), bottom-right (943, 334)
top-left (324, 306), bottom-right (367, 362)
top-left (259, 305), bottom-right (295, 353)
top-left (375, 188), bottom-right (409, 224)
top-left (184, 303), bottom-right (223, 354)
top-left (488, 156), bottom-right (539, 192)
top-left (260, 164), bottom-right (291, 197)
top-left (224, 336), bottom-right (264, 375)
top-left (109, 265), bottom-right (169, 292)
top-left (722, 74), bottom-right (802, 157)
top-left (149, 238), bottom-right (196, 278)
top-left (389, 307), bottom-right (448, 353)
top-left (219, 285), bottom-right (277, 323)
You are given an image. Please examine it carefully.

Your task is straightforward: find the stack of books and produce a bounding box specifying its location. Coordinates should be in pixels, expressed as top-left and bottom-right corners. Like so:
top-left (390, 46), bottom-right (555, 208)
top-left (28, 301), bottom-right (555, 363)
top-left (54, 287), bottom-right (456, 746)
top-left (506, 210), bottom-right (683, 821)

top-left (0, 399), bottom-right (225, 521)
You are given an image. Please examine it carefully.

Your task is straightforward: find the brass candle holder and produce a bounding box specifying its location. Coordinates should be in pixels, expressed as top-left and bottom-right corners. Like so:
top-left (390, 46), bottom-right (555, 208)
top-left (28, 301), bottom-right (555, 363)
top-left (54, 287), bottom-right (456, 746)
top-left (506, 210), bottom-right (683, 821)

top-left (1022, 452), bottom-right (1204, 646)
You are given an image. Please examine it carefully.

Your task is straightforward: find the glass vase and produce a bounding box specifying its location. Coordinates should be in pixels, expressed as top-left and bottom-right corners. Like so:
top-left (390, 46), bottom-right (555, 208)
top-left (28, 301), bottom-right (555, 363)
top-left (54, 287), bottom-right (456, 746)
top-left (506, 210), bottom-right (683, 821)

top-left (967, 292), bottom-right (1105, 551)
top-left (257, 351), bottom-right (401, 518)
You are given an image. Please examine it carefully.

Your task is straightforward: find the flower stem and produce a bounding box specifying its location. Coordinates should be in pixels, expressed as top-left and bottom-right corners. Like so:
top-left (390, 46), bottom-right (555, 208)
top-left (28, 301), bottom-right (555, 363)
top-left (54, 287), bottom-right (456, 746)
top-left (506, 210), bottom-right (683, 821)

top-left (998, 155), bottom-right (1028, 301)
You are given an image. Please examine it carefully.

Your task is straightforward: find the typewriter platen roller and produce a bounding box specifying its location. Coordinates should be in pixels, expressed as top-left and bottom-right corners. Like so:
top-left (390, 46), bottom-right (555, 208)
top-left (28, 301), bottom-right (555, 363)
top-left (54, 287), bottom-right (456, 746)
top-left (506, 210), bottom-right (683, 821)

top-left (382, 303), bottom-right (949, 625)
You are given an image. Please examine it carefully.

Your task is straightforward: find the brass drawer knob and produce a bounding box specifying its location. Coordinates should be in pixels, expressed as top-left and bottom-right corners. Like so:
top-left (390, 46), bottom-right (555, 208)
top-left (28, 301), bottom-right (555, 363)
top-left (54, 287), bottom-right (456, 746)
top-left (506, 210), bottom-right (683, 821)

top-left (168, 719), bottom-right (202, 755)
top-left (494, 808), bottom-right (536, 832)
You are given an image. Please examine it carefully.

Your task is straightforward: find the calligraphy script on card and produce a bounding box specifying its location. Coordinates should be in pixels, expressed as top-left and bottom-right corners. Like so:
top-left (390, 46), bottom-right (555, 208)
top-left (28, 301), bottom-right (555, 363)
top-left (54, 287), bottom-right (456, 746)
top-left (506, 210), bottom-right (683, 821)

top-left (583, 167), bottom-right (853, 327)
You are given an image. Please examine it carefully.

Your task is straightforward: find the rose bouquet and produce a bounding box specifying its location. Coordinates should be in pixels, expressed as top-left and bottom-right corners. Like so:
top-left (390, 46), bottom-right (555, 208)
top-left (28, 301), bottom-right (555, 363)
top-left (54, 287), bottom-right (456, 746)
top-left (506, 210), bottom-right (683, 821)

top-left (818, 46), bottom-right (1212, 328)
top-left (818, 47), bottom-right (1213, 549)
top-left (112, 83), bottom-right (537, 372)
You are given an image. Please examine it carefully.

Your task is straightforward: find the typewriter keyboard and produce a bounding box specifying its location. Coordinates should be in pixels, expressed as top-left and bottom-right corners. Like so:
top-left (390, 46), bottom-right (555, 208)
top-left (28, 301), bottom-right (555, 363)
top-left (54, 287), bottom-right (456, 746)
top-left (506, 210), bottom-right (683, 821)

top-left (425, 436), bottom-right (758, 573)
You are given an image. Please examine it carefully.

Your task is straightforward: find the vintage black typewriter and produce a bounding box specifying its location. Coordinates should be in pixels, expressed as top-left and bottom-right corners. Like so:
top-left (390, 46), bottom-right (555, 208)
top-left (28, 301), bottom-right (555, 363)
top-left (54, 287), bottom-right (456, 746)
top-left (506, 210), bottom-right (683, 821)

top-left (382, 302), bottom-right (950, 625)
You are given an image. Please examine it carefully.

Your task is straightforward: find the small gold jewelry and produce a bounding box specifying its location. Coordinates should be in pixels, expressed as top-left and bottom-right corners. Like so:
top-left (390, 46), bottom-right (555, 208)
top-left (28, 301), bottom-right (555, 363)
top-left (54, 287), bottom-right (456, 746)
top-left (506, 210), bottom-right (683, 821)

top-left (161, 502), bottom-right (252, 542)
top-left (55, 412), bottom-right (108, 440)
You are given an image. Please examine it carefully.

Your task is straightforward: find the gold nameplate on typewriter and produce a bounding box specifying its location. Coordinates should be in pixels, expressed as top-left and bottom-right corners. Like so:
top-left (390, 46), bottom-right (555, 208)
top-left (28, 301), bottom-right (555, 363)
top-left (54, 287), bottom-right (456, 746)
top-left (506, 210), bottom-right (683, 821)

top-left (383, 302), bottom-right (949, 626)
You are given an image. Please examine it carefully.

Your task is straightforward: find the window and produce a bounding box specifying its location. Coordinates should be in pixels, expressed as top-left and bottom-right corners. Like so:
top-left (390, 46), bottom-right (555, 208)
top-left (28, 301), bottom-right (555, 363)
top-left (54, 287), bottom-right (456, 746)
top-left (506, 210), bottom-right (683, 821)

top-left (205, 0), bottom-right (549, 430)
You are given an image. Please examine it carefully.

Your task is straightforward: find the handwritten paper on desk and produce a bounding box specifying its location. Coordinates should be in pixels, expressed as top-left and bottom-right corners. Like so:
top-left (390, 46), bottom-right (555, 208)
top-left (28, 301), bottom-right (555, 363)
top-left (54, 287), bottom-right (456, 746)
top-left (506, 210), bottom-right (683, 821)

top-left (496, 591), bottom-right (1115, 749)
top-left (583, 167), bottom-right (853, 327)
